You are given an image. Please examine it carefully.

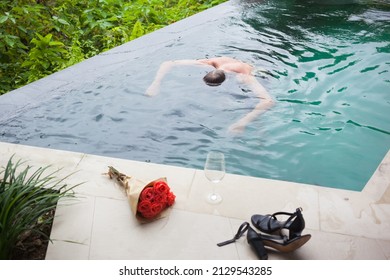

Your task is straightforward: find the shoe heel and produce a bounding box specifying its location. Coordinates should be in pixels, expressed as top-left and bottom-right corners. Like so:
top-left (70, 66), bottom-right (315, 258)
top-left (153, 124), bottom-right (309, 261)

top-left (247, 227), bottom-right (268, 260)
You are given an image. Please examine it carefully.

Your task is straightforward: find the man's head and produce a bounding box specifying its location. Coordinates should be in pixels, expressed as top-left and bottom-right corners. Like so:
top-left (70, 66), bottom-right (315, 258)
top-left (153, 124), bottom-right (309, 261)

top-left (203, 70), bottom-right (226, 86)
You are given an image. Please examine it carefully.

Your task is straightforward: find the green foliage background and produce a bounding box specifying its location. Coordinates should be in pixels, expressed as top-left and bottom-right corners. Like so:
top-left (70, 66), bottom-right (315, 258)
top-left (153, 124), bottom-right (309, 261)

top-left (0, 0), bottom-right (226, 95)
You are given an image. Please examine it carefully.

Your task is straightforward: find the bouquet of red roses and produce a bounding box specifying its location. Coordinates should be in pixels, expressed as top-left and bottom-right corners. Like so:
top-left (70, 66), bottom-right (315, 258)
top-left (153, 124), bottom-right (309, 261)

top-left (137, 179), bottom-right (176, 219)
top-left (107, 166), bottom-right (176, 221)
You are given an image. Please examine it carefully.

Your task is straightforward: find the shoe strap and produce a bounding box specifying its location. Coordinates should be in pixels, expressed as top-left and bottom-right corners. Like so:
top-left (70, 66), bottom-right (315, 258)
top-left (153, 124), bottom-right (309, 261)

top-left (217, 222), bottom-right (249, 247)
top-left (267, 208), bottom-right (302, 231)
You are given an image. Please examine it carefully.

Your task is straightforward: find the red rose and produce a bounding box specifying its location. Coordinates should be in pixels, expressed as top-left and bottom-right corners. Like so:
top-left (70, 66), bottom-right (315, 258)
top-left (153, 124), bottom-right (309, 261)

top-left (140, 187), bottom-right (154, 201)
top-left (142, 210), bottom-right (156, 219)
top-left (137, 200), bottom-right (151, 213)
top-left (167, 192), bottom-right (176, 206)
top-left (140, 187), bottom-right (154, 202)
top-left (153, 180), bottom-right (169, 194)
top-left (138, 200), bottom-right (156, 218)
top-left (154, 193), bottom-right (167, 205)
top-left (150, 203), bottom-right (163, 216)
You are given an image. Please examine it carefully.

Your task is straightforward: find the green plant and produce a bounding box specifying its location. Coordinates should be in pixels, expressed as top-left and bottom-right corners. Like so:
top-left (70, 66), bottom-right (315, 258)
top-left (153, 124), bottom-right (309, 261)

top-left (22, 33), bottom-right (68, 83)
top-left (0, 156), bottom-right (79, 260)
top-left (0, 0), bottom-right (227, 95)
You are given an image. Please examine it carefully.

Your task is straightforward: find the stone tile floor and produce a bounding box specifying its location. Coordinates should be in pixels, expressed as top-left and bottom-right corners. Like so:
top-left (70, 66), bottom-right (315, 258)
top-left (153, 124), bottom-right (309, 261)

top-left (1, 141), bottom-right (389, 259)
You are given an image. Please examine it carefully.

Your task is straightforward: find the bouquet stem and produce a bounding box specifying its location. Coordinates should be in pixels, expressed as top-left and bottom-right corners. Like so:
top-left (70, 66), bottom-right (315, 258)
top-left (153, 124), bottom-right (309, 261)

top-left (107, 166), bottom-right (130, 190)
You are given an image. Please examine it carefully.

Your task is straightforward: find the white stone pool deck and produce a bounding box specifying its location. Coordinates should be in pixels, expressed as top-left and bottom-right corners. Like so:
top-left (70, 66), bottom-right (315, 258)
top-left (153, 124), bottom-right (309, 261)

top-left (1, 141), bottom-right (389, 260)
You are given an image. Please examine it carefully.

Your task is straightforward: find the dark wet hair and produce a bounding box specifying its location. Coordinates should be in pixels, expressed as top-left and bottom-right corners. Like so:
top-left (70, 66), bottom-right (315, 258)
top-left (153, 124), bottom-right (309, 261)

top-left (203, 70), bottom-right (226, 86)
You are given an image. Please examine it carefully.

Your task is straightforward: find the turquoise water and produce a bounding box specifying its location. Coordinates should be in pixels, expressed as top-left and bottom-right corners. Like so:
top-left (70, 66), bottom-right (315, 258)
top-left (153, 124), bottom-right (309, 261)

top-left (225, 0), bottom-right (390, 190)
top-left (1, 0), bottom-right (389, 190)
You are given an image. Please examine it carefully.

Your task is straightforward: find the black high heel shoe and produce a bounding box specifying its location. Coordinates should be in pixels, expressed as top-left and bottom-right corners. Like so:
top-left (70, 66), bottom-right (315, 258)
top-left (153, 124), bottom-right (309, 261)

top-left (217, 221), bottom-right (310, 258)
top-left (251, 207), bottom-right (305, 239)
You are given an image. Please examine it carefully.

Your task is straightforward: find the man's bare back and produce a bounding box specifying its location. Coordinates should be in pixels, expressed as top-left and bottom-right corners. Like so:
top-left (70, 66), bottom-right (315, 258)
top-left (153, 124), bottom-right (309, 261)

top-left (198, 57), bottom-right (254, 75)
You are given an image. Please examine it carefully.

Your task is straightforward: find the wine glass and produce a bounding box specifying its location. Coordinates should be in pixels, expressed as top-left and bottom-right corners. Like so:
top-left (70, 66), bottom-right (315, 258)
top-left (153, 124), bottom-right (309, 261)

top-left (204, 151), bottom-right (225, 204)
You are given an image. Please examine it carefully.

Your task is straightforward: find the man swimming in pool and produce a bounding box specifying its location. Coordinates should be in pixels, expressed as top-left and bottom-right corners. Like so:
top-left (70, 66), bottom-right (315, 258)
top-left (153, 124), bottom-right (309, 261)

top-left (145, 57), bottom-right (274, 133)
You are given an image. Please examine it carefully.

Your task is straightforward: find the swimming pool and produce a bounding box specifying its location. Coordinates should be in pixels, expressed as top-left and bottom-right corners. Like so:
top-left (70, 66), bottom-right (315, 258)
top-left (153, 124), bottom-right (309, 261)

top-left (1, 0), bottom-right (389, 191)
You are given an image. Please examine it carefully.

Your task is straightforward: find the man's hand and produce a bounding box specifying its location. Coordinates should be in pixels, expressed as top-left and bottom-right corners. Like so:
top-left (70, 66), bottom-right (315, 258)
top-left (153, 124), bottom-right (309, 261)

top-left (145, 82), bottom-right (160, 96)
top-left (228, 121), bottom-right (246, 134)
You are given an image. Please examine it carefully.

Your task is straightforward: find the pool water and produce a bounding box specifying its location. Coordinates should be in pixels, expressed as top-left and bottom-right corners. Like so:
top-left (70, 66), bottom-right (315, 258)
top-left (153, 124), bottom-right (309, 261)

top-left (1, 0), bottom-right (389, 191)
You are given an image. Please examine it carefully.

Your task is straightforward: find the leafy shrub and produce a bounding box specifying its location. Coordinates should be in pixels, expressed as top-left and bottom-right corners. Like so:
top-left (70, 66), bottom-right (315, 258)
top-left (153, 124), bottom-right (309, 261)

top-left (0, 156), bottom-right (79, 259)
top-left (0, 0), bottom-right (227, 95)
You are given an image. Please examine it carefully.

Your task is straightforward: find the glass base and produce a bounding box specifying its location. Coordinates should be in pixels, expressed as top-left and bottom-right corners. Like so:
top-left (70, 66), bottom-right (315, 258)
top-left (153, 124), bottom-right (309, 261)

top-left (206, 193), bottom-right (222, 204)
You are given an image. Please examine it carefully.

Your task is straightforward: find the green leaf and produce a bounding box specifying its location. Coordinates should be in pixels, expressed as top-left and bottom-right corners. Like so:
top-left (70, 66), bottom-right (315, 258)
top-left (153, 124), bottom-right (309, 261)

top-left (17, 25), bottom-right (28, 34)
top-left (4, 36), bottom-right (15, 47)
top-left (130, 20), bottom-right (145, 40)
top-left (58, 18), bottom-right (70, 25)
top-left (49, 41), bottom-right (65, 47)
top-left (0, 15), bottom-right (8, 24)
top-left (42, 34), bottom-right (53, 44)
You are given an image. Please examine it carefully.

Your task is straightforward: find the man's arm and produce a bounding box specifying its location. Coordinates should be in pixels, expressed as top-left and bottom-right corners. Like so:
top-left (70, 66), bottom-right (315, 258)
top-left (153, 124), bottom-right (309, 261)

top-left (229, 74), bottom-right (274, 133)
top-left (145, 60), bottom-right (207, 96)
